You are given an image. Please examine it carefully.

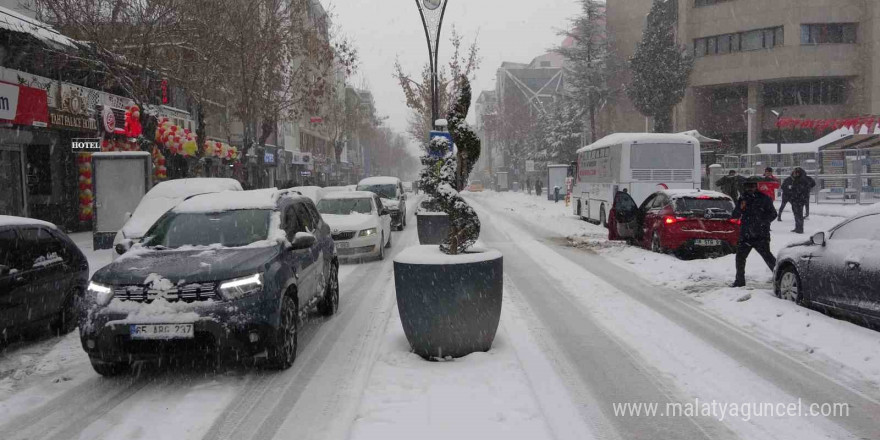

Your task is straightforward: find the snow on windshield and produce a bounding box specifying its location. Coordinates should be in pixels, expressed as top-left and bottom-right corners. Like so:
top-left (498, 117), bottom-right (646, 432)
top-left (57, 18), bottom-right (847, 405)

top-left (317, 198), bottom-right (372, 215)
top-left (357, 184), bottom-right (397, 199)
top-left (143, 209), bottom-right (272, 248)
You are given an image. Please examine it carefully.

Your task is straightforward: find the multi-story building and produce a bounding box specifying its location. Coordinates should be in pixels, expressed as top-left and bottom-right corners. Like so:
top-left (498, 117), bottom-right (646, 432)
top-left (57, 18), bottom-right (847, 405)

top-left (603, 0), bottom-right (880, 153)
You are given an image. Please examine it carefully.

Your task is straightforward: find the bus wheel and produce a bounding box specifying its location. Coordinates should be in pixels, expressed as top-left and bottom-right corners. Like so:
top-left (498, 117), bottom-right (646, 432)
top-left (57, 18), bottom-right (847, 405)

top-left (599, 206), bottom-right (607, 228)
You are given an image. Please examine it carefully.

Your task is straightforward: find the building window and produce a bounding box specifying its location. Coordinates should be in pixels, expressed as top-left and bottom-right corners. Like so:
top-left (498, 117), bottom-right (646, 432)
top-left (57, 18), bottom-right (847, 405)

top-left (763, 79), bottom-right (847, 107)
top-left (694, 26), bottom-right (783, 57)
top-left (800, 23), bottom-right (857, 45)
top-left (694, 0), bottom-right (734, 6)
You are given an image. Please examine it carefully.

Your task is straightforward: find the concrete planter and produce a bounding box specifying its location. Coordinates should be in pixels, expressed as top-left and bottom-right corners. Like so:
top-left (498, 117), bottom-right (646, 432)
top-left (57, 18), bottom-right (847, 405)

top-left (393, 245), bottom-right (503, 359)
top-left (416, 212), bottom-right (449, 245)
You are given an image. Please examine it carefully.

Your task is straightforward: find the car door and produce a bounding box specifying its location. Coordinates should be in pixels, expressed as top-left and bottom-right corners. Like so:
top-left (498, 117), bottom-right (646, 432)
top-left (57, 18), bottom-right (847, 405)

top-left (282, 205), bottom-right (316, 306)
top-left (305, 201), bottom-right (331, 285)
top-left (611, 191), bottom-right (641, 241)
top-left (805, 214), bottom-right (878, 313)
top-left (294, 202), bottom-right (324, 300)
top-left (16, 227), bottom-right (72, 323)
top-left (375, 195), bottom-right (391, 243)
top-left (0, 227), bottom-right (28, 329)
top-left (639, 194), bottom-right (662, 247)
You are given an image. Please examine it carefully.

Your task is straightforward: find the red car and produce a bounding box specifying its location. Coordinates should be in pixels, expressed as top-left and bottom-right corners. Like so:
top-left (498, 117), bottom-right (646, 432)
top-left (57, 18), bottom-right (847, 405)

top-left (608, 189), bottom-right (739, 257)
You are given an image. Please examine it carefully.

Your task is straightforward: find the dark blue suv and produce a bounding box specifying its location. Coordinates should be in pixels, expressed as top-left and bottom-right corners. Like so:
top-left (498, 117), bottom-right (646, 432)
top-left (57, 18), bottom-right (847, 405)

top-left (80, 189), bottom-right (339, 375)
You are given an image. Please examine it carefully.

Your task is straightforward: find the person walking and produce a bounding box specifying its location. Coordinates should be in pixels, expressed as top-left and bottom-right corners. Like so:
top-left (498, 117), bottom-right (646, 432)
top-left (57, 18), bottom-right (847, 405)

top-left (777, 169), bottom-right (793, 222)
top-left (785, 167), bottom-right (815, 234)
top-left (804, 174), bottom-right (815, 219)
top-left (554, 186), bottom-right (561, 203)
top-left (535, 178), bottom-right (543, 196)
top-left (731, 177), bottom-right (778, 287)
top-left (715, 170), bottom-right (743, 201)
top-left (526, 177), bottom-right (532, 195)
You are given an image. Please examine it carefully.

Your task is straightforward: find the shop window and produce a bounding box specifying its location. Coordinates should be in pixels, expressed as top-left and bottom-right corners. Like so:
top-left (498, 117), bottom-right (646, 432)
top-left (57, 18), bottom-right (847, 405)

top-left (26, 147), bottom-right (51, 196)
top-left (801, 23), bottom-right (857, 44)
top-left (696, 26), bottom-right (782, 57)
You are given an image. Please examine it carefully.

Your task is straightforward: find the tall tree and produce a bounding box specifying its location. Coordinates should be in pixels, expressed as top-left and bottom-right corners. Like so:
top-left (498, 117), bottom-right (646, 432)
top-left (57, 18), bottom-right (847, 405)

top-left (626, 0), bottom-right (693, 133)
top-left (537, 97), bottom-right (582, 164)
top-left (557, 0), bottom-right (613, 143)
top-left (393, 30), bottom-right (480, 144)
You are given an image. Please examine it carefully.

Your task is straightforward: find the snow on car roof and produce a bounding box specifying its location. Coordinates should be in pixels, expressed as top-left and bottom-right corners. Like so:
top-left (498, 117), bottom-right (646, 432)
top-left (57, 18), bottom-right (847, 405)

top-left (0, 215), bottom-right (56, 229)
top-left (576, 132), bottom-right (698, 154)
top-left (662, 189), bottom-right (731, 199)
top-left (145, 178), bottom-right (242, 199)
top-left (358, 176), bottom-right (400, 185)
top-left (173, 188), bottom-right (284, 213)
top-left (320, 191), bottom-right (377, 200)
top-left (289, 186), bottom-right (325, 202)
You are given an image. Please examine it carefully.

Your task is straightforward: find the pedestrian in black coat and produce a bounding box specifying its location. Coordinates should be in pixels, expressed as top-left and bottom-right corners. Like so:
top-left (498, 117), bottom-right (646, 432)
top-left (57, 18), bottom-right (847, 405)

top-left (782, 167), bottom-right (815, 234)
top-left (731, 179), bottom-right (778, 287)
top-left (777, 170), bottom-right (793, 222)
top-left (715, 170), bottom-right (743, 201)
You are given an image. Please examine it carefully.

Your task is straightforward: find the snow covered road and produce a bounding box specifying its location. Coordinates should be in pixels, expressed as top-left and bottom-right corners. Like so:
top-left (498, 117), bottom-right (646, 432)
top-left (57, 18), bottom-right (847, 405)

top-left (1, 192), bottom-right (878, 440)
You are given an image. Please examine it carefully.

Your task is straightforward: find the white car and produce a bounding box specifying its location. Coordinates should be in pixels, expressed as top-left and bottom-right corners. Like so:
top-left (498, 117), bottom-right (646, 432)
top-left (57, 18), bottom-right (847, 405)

top-left (112, 178), bottom-right (242, 260)
top-left (317, 191), bottom-right (392, 260)
top-left (289, 186), bottom-right (326, 204)
top-left (356, 176), bottom-right (407, 230)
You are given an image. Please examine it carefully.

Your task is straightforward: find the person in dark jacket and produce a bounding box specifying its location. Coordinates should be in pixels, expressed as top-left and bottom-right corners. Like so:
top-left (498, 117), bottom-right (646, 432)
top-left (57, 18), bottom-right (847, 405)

top-left (715, 170), bottom-right (743, 201)
top-left (534, 178), bottom-right (542, 196)
top-left (777, 170), bottom-right (793, 222)
top-left (782, 167), bottom-right (815, 234)
top-left (731, 178), bottom-right (778, 287)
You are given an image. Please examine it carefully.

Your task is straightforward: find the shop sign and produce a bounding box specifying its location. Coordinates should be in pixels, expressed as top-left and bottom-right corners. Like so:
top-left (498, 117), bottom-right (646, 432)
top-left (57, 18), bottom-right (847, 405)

top-left (70, 138), bottom-right (101, 151)
top-left (0, 82), bottom-right (19, 120)
top-left (300, 171), bottom-right (312, 176)
top-left (50, 111), bottom-right (97, 131)
top-left (264, 151), bottom-right (276, 165)
top-left (60, 83), bottom-right (99, 116)
top-left (0, 68), bottom-right (57, 108)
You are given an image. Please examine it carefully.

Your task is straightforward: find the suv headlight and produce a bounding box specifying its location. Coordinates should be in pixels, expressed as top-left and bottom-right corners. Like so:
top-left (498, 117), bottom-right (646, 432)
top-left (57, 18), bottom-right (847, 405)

top-left (218, 273), bottom-right (263, 300)
top-left (359, 228), bottom-right (377, 237)
top-left (87, 281), bottom-right (114, 306)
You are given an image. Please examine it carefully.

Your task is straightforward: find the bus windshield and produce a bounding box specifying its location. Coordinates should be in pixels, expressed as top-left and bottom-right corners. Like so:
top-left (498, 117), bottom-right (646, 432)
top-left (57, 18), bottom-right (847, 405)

top-left (630, 143), bottom-right (694, 169)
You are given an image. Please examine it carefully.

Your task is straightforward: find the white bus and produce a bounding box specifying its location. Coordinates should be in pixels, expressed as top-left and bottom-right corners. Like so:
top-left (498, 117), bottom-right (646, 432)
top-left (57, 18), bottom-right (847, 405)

top-left (572, 133), bottom-right (702, 226)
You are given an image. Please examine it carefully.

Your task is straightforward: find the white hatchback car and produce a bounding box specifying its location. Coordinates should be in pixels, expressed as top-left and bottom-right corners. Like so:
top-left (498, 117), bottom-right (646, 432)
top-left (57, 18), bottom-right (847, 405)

top-left (316, 191), bottom-right (392, 260)
top-left (112, 178), bottom-right (242, 260)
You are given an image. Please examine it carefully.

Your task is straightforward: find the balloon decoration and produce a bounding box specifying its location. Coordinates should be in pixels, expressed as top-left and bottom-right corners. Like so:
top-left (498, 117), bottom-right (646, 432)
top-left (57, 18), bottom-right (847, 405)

top-left (203, 140), bottom-right (240, 161)
top-left (100, 136), bottom-right (140, 152)
top-left (155, 117), bottom-right (199, 157)
top-left (124, 105), bottom-right (143, 138)
top-left (152, 147), bottom-right (168, 181)
top-left (77, 153), bottom-right (94, 222)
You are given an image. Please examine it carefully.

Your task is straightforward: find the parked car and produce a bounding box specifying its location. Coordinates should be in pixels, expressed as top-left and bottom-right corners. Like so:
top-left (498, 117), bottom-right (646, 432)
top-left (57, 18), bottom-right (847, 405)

top-left (467, 180), bottom-right (484, 192)
top-left (317, 191), bottom-right (392, 260)
top-left (356, 176), bottom-right (407, 230)
top-left (0, 216), bottom-right (88, 338)
top-left (774, 208), bottom-right (880, 327)
top-left (608, 189), bottom-right (739, 257)
top-left (112, 178), bottom-right (243, 260)
top-left (80, 188), bottom-right (339, 375)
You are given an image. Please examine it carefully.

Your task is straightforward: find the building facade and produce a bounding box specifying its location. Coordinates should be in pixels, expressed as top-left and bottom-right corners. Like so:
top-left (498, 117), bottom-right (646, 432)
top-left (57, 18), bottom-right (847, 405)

top-left (604, 0), bottom-right (880, 153)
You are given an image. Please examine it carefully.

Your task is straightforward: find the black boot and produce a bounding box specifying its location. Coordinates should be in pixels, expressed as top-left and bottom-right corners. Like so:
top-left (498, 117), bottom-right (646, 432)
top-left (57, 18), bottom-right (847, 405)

top-left (731, 280), bottom-right (746, 288)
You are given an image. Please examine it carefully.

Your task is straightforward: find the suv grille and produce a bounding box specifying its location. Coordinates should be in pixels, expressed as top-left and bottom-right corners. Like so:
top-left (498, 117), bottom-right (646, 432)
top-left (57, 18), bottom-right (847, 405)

top-left (332, 231), bottom-right (356, 241)
top-left (113, 282), bottom-right (219, 303)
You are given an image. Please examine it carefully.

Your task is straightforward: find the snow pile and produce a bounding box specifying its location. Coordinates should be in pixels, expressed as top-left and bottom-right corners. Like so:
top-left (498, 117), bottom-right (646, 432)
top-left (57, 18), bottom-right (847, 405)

top-left (394, 245), bottom-right (501, 265)
top-left (32, 252), bottom-right (63, 268)
top-left (357, 176), bottom-right (400, 186)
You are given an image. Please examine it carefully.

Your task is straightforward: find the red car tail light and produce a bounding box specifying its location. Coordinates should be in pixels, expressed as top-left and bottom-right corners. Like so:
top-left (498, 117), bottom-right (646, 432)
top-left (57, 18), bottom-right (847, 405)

top-left (664, 216), bottom-right (687, 224)
top-left (729, 218), bottom-right (741, 225)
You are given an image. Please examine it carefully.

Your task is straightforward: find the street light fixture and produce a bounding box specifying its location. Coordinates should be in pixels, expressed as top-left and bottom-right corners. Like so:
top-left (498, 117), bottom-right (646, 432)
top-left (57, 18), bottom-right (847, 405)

top-left (414, 0), bottom-right (449, 131)
top-left (771, 109), bottom-right (784, 154)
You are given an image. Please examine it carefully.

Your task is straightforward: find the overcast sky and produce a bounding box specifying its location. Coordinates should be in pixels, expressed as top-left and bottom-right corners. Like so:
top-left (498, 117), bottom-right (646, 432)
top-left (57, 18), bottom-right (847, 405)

top-left (332, 0), bottom-right (582, 147)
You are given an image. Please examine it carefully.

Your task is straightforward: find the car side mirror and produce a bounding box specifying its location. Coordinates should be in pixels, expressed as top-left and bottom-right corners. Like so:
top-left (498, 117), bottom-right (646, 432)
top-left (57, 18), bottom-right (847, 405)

top-left (291, 232), bottom-right (317, 250)
top-left (115, 238), bottom-right (134, 255)
top-left (811, 231), bottom-right (826, 246)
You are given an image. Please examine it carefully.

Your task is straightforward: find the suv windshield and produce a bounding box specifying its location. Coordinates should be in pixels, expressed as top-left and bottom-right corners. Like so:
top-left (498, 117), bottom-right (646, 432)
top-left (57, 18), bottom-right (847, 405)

top-left (144, 210), bottom-right (271, 248)
top-left (674, 198), bottom-right (734, 212)
top-left (317, 198), bottom-right (373, 215)
top-left (357, 184), bottom-right (397, 199)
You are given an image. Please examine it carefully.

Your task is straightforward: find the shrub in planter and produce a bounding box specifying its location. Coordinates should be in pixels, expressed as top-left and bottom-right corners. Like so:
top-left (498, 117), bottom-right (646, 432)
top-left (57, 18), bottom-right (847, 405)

top-left (394, 77), bottom-right (502, 359)
top-left (416, 201), bottom-right (449, 245)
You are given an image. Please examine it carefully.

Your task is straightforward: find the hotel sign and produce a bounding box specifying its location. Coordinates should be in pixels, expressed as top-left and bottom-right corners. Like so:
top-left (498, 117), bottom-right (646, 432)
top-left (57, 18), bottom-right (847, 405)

top-left (50, 110), bottom-right (97, 131)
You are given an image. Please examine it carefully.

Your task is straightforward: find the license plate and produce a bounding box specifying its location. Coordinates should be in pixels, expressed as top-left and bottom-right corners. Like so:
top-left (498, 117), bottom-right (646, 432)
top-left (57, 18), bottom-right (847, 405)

top-left (130, 323), bottom-right (194, 339)
top-left (695, 239), bottom-right (722, 246)
top-left (336, 242), bottom-right (349, 249)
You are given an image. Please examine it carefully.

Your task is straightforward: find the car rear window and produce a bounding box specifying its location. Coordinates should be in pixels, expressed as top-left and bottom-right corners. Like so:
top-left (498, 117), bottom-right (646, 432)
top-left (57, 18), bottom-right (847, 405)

top-left (674, 197), bottom-right (733, 212)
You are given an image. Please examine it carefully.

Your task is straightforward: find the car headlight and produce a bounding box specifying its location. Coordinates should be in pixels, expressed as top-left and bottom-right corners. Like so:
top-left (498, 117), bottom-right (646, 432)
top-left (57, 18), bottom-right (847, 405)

top-left (87, 281), bottom-right (114, 306)
top-left (359, 227), bottom-right (377, 237)
top-left (218, 273), bottom-right (263, 300)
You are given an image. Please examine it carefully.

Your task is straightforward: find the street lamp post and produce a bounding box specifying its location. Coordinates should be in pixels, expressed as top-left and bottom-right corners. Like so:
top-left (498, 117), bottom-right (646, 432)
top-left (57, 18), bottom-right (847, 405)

top-left (771, 109), bottom-right (784, 154)
top-left (414, 0), bottom-right (449, 131)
